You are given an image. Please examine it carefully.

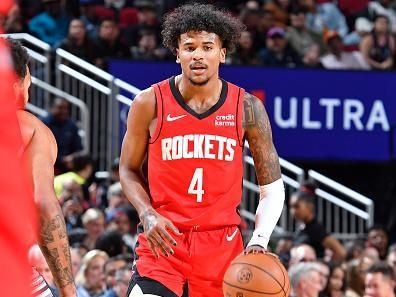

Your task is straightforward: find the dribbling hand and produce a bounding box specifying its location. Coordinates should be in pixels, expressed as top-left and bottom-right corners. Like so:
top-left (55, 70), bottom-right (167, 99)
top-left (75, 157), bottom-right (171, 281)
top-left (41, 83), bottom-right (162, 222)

top-left (244, 244), bottom-right (267, 255)
top-left (140, 209), bottom-right (182, 258)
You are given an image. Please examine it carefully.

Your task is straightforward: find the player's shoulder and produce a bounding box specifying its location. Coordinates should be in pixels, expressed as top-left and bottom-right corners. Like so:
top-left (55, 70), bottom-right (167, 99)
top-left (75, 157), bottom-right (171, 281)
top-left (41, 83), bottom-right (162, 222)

top-left (129, 87), bottom-right (156, 119)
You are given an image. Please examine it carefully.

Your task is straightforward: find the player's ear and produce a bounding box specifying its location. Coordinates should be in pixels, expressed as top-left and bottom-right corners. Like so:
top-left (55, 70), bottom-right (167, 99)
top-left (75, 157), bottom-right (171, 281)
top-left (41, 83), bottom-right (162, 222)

top-left (176, 49), bottom-right (180, 64)
top-left (220, 48), bottom-right (226, 63)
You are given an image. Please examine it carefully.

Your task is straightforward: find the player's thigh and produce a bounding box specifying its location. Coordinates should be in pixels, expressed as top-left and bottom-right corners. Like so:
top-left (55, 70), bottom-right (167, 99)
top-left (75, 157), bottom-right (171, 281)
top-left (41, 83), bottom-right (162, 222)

top-left (127, 273), bottom-right (179, 297)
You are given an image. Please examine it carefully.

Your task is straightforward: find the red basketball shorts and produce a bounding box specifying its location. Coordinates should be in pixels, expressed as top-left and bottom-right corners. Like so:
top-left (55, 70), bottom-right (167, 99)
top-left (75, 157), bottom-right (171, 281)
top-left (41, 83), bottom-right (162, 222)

top-left (134, 225), bottom-right (244, 297)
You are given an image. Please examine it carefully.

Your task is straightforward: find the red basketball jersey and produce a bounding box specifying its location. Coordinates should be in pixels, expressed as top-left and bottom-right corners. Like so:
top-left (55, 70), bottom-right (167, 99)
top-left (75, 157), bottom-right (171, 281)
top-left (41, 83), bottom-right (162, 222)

top-left (148, 77), bottom-right (245, 230)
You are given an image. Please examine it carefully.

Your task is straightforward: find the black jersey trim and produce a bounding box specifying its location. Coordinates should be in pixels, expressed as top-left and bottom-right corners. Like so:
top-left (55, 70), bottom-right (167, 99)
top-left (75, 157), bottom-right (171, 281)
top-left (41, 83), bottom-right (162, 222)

top-left (169, 76), bottom-right (228, 120)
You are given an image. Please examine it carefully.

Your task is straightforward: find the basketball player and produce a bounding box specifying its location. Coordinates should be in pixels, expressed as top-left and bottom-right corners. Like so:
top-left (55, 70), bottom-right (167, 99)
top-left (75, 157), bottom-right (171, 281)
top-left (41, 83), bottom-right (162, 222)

top-left (120, 4), bottom-right (285, 297)
top-left (7, 38), bottom-right (77, 297)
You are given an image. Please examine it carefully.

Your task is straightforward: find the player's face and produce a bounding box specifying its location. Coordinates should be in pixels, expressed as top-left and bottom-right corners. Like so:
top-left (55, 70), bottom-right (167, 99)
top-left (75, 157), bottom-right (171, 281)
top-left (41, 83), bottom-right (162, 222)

top-left (365, 272), bottom-right (395, 297)
top-left (176, 31), bottom-right (226, 86)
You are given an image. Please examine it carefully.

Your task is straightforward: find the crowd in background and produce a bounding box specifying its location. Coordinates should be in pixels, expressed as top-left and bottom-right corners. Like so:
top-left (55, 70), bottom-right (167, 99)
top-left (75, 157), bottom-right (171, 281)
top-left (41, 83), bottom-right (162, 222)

top-left (3, 0), bottom-right (396, 70)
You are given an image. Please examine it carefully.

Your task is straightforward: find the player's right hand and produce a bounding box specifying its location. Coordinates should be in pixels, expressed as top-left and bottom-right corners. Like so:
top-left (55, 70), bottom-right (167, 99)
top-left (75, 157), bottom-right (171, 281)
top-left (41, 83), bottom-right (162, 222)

top-left (140, 208), bottom-right (182, 258)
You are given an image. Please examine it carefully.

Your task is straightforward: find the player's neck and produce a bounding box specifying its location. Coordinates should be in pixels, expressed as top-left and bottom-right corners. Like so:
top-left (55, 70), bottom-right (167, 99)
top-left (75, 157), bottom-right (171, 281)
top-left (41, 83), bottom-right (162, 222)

top-left (177, 74), bottom-right (221, 102)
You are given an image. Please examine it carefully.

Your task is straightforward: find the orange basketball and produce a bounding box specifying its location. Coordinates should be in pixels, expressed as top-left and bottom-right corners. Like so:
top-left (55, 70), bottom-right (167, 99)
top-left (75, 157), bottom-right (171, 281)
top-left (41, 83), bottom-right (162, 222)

top-left (223, 252), bottom-right (290, 297)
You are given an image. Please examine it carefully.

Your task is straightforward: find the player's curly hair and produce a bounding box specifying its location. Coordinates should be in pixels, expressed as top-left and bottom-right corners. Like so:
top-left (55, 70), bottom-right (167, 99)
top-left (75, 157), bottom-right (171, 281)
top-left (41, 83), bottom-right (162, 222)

top-left (6, 38), bottom-right (29, 80)
top-left (162, 3), bottom-right (246, 55)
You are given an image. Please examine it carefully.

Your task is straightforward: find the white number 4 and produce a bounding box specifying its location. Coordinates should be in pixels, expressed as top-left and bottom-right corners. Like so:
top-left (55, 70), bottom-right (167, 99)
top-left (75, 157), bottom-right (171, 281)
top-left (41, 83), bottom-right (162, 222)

top-left (188, 168), bottom-right (204, 202)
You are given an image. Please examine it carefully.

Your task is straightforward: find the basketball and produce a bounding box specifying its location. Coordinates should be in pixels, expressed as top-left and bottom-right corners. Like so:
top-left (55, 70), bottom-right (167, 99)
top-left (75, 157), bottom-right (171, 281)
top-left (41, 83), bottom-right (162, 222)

top-left (223, 252), bottom-right (290, 297)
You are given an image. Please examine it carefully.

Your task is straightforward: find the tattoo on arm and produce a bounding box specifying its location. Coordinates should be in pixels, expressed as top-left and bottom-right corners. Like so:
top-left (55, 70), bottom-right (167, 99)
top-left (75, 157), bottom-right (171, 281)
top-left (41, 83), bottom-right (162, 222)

top-left (243, 93), bottom-right (281, 185)
top-left (38, 214), bottom-right (74, 288)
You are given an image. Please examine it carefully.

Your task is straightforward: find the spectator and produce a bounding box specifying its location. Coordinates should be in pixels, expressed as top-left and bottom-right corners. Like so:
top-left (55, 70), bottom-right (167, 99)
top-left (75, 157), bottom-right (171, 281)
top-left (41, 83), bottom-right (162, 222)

top-left (103, 255), bottom-right (128, 289)
top-left (345, 239), bottom-right (366, 262)
top-left (366, 225), bottom-right (390, 260)
top-left (93, 18), bottom-right (131, 69)
top-left (70, 247), bottom-right (82, 278)
top-left (81, 208), bottom-right (105, 250)
top-left (364, 262), bottom-right (395, 297)
top-left (228, 30), bottom-right (261, 65)
top-left (317, 261), bottom-right (331, 295)
top-left (58, 18), bottom-right (97, 63)
top-left (263, 0), bottom-right (291, 27)
top-left (320, 30), bottom-right (370, 70)
top-left (287, 7), bottom-right (323, 57)
top-left (41, 98), bottom-right (83, 174)
top-left (105, 182), bottom-right (128, 220)
top-left (4, 3), bottom-right (25, 33)
top-left (275, 235), bottom-right (294, 268)
top-left (110, 207), bottom-right (139, 250)
top-left (260, 27), bottom-right (302, 67)
top-left (324, 263), bottom-right (347, 297)
top-left (346, 256), bottom-right (375, 297)
top-left (255, 9), bottom-right (275, 49)
top-left (102, 268), bottom-right (131, 297)
top-left (28, 244), bottom-right (58, 296)
top-left (387, 245), bottom-right (396, 277)
top-left (54, 154), bottom-right (94, 197)
top-left (300, 0), bottom-right (349, 37)
top-left (79, 0), bottom-right (102, 39)
top-left (289, 262), bottom-right (323, 297)
top-left (289, 182), bottom-right (346, 261)
top-left (343, 17), bottom-right (373, 47)
top-left (302, 44), bottom-right (323, 68)
top-left (95, 230), bottom-right (126, 257)
top-left (62, 193), bottom-right (85, 231)
top-left (289, 243), bottom-right (317, 267)
top-left (365, 0), bottom-right (396, 33)
top-left (360, 15), bottom-right (395, 70)
top-left (28, 0), bottom-right (70, 46)
top-left (130, 29), bottom-right (169, 60)
top-left (76, 249), bottom-right (109, 297)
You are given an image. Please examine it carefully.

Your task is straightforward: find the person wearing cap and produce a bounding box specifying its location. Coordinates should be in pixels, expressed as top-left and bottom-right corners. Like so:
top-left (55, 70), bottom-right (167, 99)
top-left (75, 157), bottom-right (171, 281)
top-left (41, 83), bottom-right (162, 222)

top-left (360, 14), bottom-right (395, 70)
top-left (260, 26), bottom-right (302, 67)
top-left (28, 0), bottom-right (70, 46)
top-left (320, 30), bottom-right (370, 70)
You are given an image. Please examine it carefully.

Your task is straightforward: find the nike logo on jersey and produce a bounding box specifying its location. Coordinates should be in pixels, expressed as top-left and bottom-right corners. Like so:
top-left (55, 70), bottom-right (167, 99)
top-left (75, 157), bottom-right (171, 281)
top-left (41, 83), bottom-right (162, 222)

top-left (226, 228), bottom-right (239, 242)
top-left (167, 114), bottom-right (187, 122)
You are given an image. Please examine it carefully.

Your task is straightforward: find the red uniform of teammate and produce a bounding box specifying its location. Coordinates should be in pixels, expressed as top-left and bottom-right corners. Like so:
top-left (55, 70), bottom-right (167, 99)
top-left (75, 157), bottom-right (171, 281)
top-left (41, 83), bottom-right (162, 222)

top-left (120, 4), bottom-right (285, 297)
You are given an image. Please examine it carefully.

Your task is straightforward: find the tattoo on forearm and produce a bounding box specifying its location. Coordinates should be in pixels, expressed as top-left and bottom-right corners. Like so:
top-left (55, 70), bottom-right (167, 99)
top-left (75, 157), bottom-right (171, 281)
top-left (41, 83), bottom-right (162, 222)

top-left (243, 93), bottom-right (281, 185)
top-left (39, 215), bottom-right (74, 288)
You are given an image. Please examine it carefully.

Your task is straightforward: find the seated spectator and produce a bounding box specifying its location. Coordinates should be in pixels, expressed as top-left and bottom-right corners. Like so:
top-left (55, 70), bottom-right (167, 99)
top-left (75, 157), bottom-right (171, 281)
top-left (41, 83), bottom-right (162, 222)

top-left (365, 0), bottom-right (396, 33)
top-left (41, 98), bottom-right (83, 174)
top-left (346, 256), bottom-right (375, 297)
top-left (80, 0), bottom-right (103, 39)
top-left (104, 0), bottom-right (133, 10)
top-left (302, 43), bottom-right (324, 68)
top-left (28, 244), bottom-right (59, 296)
top-left (364, 262), bottom-right (395, 297)
top-left (93, 18), bottom-right (131, 69)
top-left (102, 268), bottom-right (131, 297)
top-left (105, 182), bottom-right (129, 220)
top-left (317, 261), bottom-right (330, 295)
top-left (58, 18), bottom-right (97, 63)
top-left (287, 7), bottom-right (323, 57)
top-left (28, 0), bottom-right (70, 46)
top-left (110, 207), bottom-right (139, 250)
top-left (260, 27), bottom-right (302, 67)
top-left (289, 243), bottom-right (317, 267)
top-left (54, 154), bottom-right (94, 197)
top-left (227, 30), bottom-right (261, 65)
top-left (104, 255), bottom-right (128, 289)
top-left (76, 249), bottom-right (109, 297)
top-left (300, 0), bottom-right (349, 37)
top-left (366, 225), bottom-right (390, 260)
top-left (289, 262), bottom-right (323, 297)
top-left (345, 239), bottom-right (365, 261)
top-left (130, 29), bottom-right (170, 61)
top-left (275, 234), bottom-right (294, 268)
top-left (360, 14), bottom-right (395, 70)
top-left (62, 189), bottom-right (85, 231)
top-left (95, 230), bottom-right (127, 257)
top-left (70, 247), bottom-right (82, 278)
top-left (324, 263), bottom-right (347, 297)
top-left (4, 3), bottom-right (25, 33)
top-left (321, 30), bottom-right (370, 70)
top-left (289, 182), bottom-right (346, 261)
top-left (255, 9), bottom-right (275, 49)
top-left (81, 208), bottom-right (106, 250)
top-left (387, 245), bottom-right (396, 276)
top-left (343, 17), bottom-right (373, 47)
top-left (263, 0), bottom-right (291, 27)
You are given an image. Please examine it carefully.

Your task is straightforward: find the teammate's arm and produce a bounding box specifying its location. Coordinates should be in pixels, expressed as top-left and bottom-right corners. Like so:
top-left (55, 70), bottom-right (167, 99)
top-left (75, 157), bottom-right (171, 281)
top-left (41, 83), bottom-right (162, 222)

top-left (21, 113), bottom-right (76, 297)
top-left (243, 93), bottom-right (285, 252)
top-left (322, 235), bottom-right (346, 261)
top-left (119, 89), bottom-right (181, 258)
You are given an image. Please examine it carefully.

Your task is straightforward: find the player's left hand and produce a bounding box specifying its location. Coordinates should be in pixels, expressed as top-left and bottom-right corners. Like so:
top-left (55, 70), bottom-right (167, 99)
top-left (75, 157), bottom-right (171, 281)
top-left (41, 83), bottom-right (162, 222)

top-left (244, 244), bottom-right (267, 255)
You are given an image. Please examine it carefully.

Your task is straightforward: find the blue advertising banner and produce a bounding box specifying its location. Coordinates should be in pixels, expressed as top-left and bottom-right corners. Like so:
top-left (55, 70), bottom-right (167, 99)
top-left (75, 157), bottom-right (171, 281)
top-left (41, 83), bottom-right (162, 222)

top-left (110, 60), bottom-right (396, 161)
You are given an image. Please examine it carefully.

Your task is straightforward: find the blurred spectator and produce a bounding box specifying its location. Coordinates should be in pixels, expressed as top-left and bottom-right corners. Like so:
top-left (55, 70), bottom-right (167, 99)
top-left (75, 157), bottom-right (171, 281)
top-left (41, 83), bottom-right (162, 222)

top-left (345, 239), bottom-right (365, 262)
top-left (58, 18), bottom-right (97, 63)
top-left (79, 0), bottom-right (103, 39)
top-left (302, 44), bottom-right (323, 68)
top-left (324, 263), bottom-right (347, 297)
top-left (260, 27), bottom-right (302, 67)
top-left (287, 7), bottom-right (323, 57)
top-left (320, 30), bottom-right (370, 70)
top-left (54, 154), bottom-right (94, 197)
top-left (344, 17), bottom-right (373, 47)
top-left (290, 243), bottom-right (317, 267)
top-left (239, 7), bottom-right (262, 34)
top-left (70, 247), bottom-right (82, 278)
top-left (93, 18), bottom-right (131, 69)
top-left (289, 262), bottom-right (323, 297)
top-left (263, 0), bottom-right (291, 27)
top-left (104, 0), bottom-right (132, 10)
top-left (28, 0), bottom-right (70, 46)
top-left (62, 190), bottom-right (85, 231)
top-left (360, 15), bottom-right (395, 70)
top-left (130, 29), bottom-right (169, 60)
top-left (366, 225), bottom-right (390, 260)
top-left (59, 178), bottom-right (85, 205)
top-left (289, 182), bottom-right (346, 261)
top-left (81, 208), bottom-right (106, 250)
top-left (105, 182), bottom-right (128, 220)
top-left (102, 268), bottom-right (131, 297)
top-left (41, 98), bottom-right (83, 174)
top-left (275, 235), bottom-right (294, 267)
top-left (317, 261), bottom-right (330, 295)
top-left (228, 30), bottom-right (261, 65)
top-left (110, 207), bottom-right (139, 250)
top-left (76, 249), bottom-right (109, 297)
top-left (28, 244), bottom-right (58, 296)
top-left (254, 9), bottom-right (275, 49)
top-left (365, 0), bottom-right (396, 33)
top-left (364, 262), bottom-right (395, 297)
top-left (387, 245), bottom-right (396, 277)
top-left (104, 255), bottom-right (128, 288)
top-left (95, 230), bottom-right (126, 257)
top-left (300, 0), bottom-right (349, 37)
top-left (346, 256), bottom-right (375, 297)
top-left (4, 4), bottom-right (25, 33)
